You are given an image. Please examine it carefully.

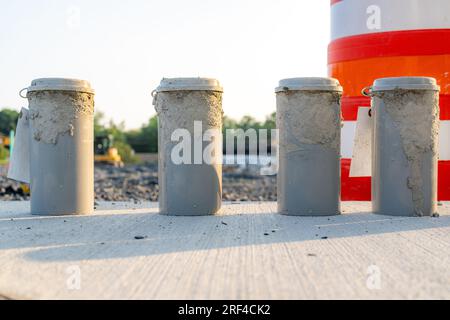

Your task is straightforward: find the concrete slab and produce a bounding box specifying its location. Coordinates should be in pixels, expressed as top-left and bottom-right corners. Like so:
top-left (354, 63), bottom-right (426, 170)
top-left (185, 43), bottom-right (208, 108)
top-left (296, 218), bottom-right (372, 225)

top-left (0, 201), bottom-right (449, 300)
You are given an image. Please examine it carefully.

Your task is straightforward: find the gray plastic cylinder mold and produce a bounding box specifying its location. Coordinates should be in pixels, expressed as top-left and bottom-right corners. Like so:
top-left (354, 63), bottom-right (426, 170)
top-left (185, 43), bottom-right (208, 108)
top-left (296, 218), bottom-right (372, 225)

top-left (369, 77), bottom-right (440, 217)
top-left (276, 77), bottom-right (343, 216)
top-left (26, 78), bottom-right (95, 216)
top-left (153, 78), bottom-right (223, 216)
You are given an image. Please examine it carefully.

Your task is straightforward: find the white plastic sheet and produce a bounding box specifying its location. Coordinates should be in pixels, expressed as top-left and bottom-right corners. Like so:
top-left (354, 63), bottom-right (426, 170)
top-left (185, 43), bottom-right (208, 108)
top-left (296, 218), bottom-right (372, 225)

top-left (349, 107), bottom-right (372, 177)
top-left (7, 108), bottom-right (30, 183)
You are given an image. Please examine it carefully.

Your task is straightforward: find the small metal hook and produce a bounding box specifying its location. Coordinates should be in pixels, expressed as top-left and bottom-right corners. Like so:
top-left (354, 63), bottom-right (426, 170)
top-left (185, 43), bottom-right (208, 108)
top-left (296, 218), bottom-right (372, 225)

top-left (151, 90), bottom-right (158, 109)
top-left (361, 86), bottom-right (373, 97)
top-left (19, 88), bottom-right (28, 99)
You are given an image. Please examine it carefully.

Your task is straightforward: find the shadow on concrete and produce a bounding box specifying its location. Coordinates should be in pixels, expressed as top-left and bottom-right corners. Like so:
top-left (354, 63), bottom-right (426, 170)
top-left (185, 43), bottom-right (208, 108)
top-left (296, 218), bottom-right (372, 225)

top-left (0, 202), bottom-right (449, 262)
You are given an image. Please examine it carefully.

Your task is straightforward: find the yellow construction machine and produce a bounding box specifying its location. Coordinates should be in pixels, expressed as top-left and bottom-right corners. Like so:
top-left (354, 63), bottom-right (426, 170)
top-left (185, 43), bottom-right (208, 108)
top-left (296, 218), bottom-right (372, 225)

top-left (94, 134), bottom-right (124, 167)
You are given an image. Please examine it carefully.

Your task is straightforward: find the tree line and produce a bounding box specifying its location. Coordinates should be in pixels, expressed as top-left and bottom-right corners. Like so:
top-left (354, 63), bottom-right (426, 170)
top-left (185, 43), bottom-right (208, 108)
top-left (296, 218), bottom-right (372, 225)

top-left (1, 108), bottom-right (276, 163)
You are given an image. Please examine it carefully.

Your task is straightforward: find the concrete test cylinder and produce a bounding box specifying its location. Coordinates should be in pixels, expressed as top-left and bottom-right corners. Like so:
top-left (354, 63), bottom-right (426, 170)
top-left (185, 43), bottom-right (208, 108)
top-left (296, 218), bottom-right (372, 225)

top-left (276, 78), bottom-right (343, 216)
top-left (329, 0), bottom-right (450, 202)
top-left (153, 78), bottom-right (223, 216)
top-left (370, 77), bottom-right (440, 217)
top-left (26, 78), bottom-right (95, 216)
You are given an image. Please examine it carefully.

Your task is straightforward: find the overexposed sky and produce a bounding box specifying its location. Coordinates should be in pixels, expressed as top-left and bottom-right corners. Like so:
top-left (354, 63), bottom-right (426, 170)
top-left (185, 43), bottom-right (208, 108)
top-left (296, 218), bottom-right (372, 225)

top-left (0, 0), bottom-right (330, 129)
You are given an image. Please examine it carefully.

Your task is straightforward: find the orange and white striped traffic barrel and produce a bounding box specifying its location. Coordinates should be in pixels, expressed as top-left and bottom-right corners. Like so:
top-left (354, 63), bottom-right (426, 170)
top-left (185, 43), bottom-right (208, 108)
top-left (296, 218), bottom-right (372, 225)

top-left (329, 0), bottom-right (450, 201)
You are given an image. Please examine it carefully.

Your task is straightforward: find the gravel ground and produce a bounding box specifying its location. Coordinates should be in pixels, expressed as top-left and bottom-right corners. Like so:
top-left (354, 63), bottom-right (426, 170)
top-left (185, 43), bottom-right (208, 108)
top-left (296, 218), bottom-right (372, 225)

top-left (0, 163), bottom-right (277, 202)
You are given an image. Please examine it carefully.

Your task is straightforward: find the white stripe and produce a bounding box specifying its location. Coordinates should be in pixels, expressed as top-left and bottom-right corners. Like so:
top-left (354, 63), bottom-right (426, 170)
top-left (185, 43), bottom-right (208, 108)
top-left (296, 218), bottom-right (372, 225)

top-left (440, 121), bottom-right (450, 160)
top-left (341, 120), bottom-right (450, 160)
top-left (341, 121), bottom-right (356, 158)
top-left (331, 0), bottom-right (450, 41)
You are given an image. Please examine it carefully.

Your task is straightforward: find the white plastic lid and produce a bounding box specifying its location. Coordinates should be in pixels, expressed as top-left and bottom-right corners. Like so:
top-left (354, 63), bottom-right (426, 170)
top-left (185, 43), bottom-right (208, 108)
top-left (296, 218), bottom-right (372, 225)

top-left (275, 77), bottom-right (343, 93)
top-left (27, 78), bottom-right (95, 94)
top-left (156, 78), bottom-right (223, 92)
top-left (372, 77), bottom-right (440, 92)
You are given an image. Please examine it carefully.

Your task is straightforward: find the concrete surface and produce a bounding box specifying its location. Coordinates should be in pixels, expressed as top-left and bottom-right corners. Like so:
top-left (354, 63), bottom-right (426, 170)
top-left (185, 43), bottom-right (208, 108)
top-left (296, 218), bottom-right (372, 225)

top-left (0, 201), bottom-right (449, 300)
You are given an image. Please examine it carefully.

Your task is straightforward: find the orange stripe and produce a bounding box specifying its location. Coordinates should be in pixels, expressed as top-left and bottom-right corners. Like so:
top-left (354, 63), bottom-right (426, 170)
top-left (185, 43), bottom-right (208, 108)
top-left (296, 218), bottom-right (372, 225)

top-left (438, 161), bottom-right (450, 201)
top-left (341, 160), bottom-right (450, 201)
top-left (329, 55), bottom-right (450, 97)
top-left (329, 29), bottom-right (450, 64)
top-left (341, 95), bottom-right (450, 121)
top-left (330, 0), bottom-right (342, 5)
top-left (440, 95), bottom-right (450, 120)
top-left (341, 159), bottom-right (371, 201)
top-left (341, 97), bottom-right (370, 121)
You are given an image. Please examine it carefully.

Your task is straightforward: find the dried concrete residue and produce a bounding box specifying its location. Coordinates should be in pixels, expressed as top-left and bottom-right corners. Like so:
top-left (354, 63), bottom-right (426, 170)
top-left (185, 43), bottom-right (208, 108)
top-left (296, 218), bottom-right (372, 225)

top-left (28, 91), bottom-right (94, 145)
top-left (377, 90), bottom-right (440, 217)
top-left (155, 90), bottom-right (223, 215)
top-left (154, 91), bottom-right (223, 142)
top-left (277, 91), bottom-right (341, 153)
